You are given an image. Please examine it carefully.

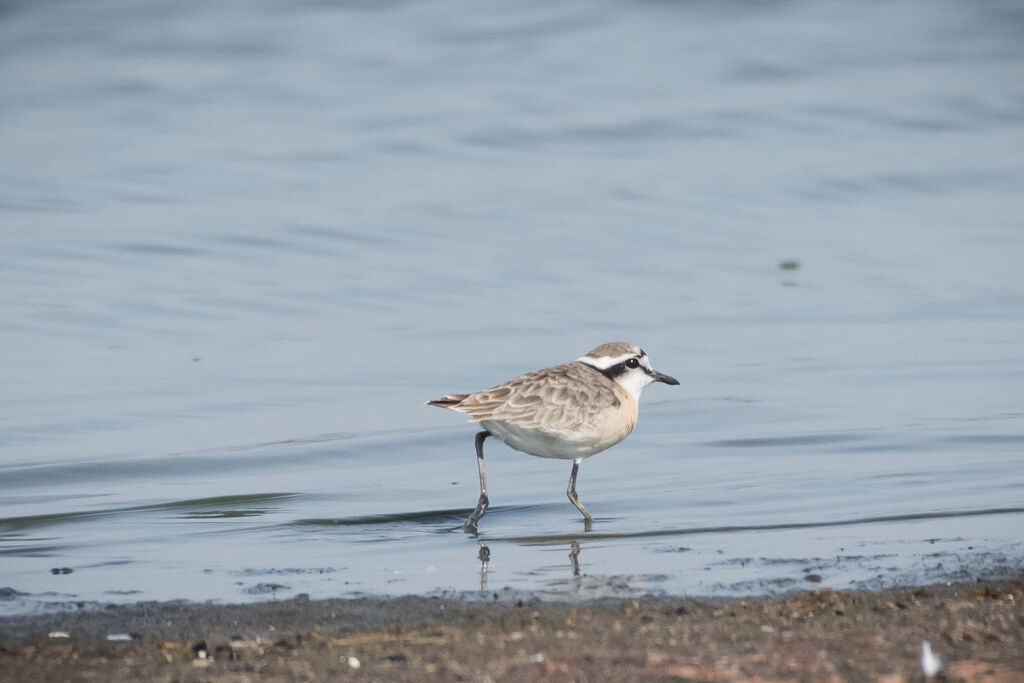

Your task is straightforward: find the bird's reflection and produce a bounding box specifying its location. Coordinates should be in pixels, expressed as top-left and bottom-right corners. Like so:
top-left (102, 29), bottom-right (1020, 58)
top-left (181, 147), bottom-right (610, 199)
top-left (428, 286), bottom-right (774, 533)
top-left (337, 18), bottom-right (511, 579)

top-left (477, 541), bottom-right (491, 591)
top-left (569, 540), bottom-right (581, 576)
top-left (476, 540), bottom-right (584, 591)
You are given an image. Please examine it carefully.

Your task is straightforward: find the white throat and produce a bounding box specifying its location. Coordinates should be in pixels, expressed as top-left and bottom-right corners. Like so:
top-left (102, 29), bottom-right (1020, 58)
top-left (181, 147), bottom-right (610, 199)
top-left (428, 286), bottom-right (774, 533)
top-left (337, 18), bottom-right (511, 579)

top-left (615, 367), bottom-right (654, 401)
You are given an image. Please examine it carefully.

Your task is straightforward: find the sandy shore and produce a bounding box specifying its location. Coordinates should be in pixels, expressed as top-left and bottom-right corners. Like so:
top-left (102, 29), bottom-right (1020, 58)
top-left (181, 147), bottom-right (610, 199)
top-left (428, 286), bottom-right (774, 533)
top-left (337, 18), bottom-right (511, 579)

top-left (2, 577), bottom-right (1022, 682)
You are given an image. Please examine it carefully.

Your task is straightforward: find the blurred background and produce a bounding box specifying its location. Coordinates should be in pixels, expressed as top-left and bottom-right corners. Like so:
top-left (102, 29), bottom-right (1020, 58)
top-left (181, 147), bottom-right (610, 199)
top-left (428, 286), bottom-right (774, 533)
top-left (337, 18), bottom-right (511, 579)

top-left (2, 0), bottom-right (1023, 612)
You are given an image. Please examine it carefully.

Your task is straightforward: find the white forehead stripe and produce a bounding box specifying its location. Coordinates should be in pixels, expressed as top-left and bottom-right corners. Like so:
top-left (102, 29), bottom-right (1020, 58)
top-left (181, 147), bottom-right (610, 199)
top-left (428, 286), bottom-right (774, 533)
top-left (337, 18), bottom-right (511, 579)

top-left (576, 351), bottom-right (637, 370)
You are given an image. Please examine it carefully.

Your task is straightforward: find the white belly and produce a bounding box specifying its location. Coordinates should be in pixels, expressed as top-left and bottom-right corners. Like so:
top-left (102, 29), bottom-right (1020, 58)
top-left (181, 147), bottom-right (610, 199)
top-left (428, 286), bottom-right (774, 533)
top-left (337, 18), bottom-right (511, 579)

top-left (480, 419), bottom-right (629, 460)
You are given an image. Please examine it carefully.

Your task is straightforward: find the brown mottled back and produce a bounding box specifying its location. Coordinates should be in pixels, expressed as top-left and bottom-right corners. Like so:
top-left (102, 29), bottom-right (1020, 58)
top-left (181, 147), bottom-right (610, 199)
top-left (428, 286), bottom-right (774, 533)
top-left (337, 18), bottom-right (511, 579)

top-left (427, 362), bottom-right (621, 433)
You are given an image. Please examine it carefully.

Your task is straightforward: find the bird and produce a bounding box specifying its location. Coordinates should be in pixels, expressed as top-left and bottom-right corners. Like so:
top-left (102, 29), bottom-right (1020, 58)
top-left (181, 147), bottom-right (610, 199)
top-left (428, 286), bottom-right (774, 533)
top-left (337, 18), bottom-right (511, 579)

top-left (427, 342), bottom-right (678, 530)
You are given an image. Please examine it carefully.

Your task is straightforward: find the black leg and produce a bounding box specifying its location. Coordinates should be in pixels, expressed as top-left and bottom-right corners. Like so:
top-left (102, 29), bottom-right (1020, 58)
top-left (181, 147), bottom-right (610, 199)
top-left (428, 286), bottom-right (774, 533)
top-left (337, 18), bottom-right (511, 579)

top-left (566, 457), bottom-right (592, 526)
top-left (465, 430), bottom-right (490, 532)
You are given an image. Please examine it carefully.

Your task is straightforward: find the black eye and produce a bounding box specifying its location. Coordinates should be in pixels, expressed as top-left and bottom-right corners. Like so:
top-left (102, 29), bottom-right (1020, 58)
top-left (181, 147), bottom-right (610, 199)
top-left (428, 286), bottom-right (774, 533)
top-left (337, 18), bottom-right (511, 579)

top-left (625, 358), bottom-right (640, 369)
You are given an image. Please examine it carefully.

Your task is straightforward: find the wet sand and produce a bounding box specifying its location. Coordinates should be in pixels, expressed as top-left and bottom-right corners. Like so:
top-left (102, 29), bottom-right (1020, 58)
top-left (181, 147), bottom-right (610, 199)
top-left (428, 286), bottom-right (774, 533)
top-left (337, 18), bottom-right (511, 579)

top-left (2, 577), bottom-right (1022, 682)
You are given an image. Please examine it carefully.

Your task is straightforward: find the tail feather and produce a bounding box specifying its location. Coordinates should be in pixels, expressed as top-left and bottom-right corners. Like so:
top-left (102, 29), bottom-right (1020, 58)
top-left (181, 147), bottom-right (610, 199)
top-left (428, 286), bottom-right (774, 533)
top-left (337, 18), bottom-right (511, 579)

top-left (426, 394), bottom-right (470, 409)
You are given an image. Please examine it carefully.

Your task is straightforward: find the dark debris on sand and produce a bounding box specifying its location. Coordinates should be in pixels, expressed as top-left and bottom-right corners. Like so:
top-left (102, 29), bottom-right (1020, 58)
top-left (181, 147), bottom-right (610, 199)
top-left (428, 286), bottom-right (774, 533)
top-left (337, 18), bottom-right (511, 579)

top-left (1, 578), bottom-right (1023, 682)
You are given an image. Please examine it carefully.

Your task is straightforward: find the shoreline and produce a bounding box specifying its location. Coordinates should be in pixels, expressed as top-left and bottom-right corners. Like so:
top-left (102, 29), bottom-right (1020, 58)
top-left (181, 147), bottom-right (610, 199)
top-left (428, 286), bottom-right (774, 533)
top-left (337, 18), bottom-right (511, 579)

top-left (2, 576), bottom-right (1022, 681)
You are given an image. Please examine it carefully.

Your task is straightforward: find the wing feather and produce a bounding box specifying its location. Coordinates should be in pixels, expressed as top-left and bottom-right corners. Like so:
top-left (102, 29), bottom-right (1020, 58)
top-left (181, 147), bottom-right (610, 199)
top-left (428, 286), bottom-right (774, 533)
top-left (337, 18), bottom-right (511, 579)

top-left (443, 362), bottom-right (620, 431)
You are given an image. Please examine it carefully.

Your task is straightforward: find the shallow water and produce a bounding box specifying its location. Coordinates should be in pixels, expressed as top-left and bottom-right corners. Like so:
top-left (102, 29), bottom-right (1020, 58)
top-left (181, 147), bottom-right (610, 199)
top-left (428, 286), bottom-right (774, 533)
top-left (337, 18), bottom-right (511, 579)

top-left (2, 0), bottom-right (1024, 614)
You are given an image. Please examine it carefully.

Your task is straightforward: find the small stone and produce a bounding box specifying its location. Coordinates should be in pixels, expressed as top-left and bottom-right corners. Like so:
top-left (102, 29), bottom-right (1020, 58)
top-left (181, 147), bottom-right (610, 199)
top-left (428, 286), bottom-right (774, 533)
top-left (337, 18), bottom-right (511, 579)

top-left (920, 640), bottom-right (942, 678)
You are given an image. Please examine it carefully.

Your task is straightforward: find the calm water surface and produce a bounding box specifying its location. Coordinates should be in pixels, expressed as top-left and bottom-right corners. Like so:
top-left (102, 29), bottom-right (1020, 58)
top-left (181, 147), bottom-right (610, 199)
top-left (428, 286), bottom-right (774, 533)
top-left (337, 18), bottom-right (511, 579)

top-left (2, 0), bottom-right (1024, 614)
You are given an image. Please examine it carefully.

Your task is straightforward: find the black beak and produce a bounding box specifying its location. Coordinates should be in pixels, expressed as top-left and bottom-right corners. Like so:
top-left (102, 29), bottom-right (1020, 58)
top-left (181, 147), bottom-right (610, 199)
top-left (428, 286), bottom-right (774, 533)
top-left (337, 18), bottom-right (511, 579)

top-left (651, 370), bottom-right (679, 385)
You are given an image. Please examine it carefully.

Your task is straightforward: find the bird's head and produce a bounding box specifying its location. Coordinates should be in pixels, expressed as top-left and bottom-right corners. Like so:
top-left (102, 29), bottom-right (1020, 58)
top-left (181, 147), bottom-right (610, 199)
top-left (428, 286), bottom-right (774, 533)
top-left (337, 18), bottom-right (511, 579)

top-left (577, 342), bottom-right (679, 400)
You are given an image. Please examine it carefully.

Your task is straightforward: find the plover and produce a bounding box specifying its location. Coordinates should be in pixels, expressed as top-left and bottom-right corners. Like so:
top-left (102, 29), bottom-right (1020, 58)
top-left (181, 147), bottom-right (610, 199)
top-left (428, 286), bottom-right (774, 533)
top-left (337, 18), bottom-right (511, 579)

top-left (427, 342), bottom-right (678, 530)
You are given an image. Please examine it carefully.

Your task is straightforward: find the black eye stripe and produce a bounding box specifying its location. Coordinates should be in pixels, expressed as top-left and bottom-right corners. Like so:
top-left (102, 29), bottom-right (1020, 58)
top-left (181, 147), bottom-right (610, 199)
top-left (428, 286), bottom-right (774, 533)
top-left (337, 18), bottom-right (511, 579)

top-left (599, 362), bottom-right (627, 380)
top-left (590, 357), bottom-right (642, 380)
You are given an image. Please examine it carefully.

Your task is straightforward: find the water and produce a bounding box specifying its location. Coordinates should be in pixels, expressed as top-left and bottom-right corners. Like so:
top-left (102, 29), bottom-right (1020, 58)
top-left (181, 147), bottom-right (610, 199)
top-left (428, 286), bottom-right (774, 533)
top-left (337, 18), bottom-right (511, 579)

top-left (2, 0), bottom-right (1023, 614)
